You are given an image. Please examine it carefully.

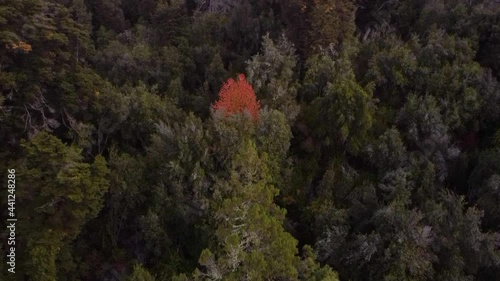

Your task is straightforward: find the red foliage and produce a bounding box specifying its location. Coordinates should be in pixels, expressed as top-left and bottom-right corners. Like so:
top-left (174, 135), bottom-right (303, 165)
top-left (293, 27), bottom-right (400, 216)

top-left (212, 74), bottom-right (260, 121)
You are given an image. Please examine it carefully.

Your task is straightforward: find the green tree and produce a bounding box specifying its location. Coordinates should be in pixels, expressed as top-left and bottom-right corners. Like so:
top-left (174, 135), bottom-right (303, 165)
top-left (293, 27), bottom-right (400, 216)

top-left (183, 108), bottom-right (336, 280)
top-left (302, 48), bottom-right (374, 153)
top-left (307, 0), bottom-right (356, 52)
top-left (16, 131), bottom-right (109, 280)
top-left (247, 34), bottom-right (300, 123)
top-left (128, 263), bottom-right (156, 281)
top-left (191, 140), bottom-right (296, 280)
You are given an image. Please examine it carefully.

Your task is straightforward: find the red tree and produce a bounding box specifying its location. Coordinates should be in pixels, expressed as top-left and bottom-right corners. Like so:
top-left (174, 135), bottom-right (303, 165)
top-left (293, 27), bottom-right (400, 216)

top-left (212, 74), bottom-right (260, 121)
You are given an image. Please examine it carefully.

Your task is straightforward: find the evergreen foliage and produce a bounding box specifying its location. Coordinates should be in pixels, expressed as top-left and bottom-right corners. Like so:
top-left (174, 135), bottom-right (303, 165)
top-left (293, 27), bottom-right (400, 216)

top-left (1, 0), bottom-right (500, 280)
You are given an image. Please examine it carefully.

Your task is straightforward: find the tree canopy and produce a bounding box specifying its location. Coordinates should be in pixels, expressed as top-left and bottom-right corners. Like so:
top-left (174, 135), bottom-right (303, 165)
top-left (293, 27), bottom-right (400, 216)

top-left (1, 0), bottom-right (499, 280)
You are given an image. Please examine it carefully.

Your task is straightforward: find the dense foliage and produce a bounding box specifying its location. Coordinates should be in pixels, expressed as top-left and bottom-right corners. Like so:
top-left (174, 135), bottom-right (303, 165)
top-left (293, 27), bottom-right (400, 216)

top-left (212, 74), bottom-right (260, 121)
top-left (1, 0), bottom-right (500, 280)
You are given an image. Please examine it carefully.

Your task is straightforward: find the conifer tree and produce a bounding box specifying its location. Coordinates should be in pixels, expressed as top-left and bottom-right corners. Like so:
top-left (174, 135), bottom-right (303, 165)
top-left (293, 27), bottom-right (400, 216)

top-left (16, 131), bottom-right (109, 281)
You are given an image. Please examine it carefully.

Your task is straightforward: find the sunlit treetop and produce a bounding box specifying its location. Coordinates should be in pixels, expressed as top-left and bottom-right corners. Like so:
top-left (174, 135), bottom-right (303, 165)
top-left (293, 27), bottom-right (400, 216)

top-left (212, 74), bottom-right (261, 121)
top-left (7, 41), bottom-right (32, 53)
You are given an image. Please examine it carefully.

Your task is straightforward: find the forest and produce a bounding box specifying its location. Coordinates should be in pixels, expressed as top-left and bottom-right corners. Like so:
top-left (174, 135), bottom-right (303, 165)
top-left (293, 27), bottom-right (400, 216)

top-left (1, 0), bottom-right (500, 280)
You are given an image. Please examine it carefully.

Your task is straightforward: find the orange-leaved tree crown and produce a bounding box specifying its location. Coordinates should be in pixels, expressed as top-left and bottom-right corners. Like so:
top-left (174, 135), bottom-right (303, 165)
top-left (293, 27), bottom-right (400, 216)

top-left (212, 74), bottom-right (260, 121)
